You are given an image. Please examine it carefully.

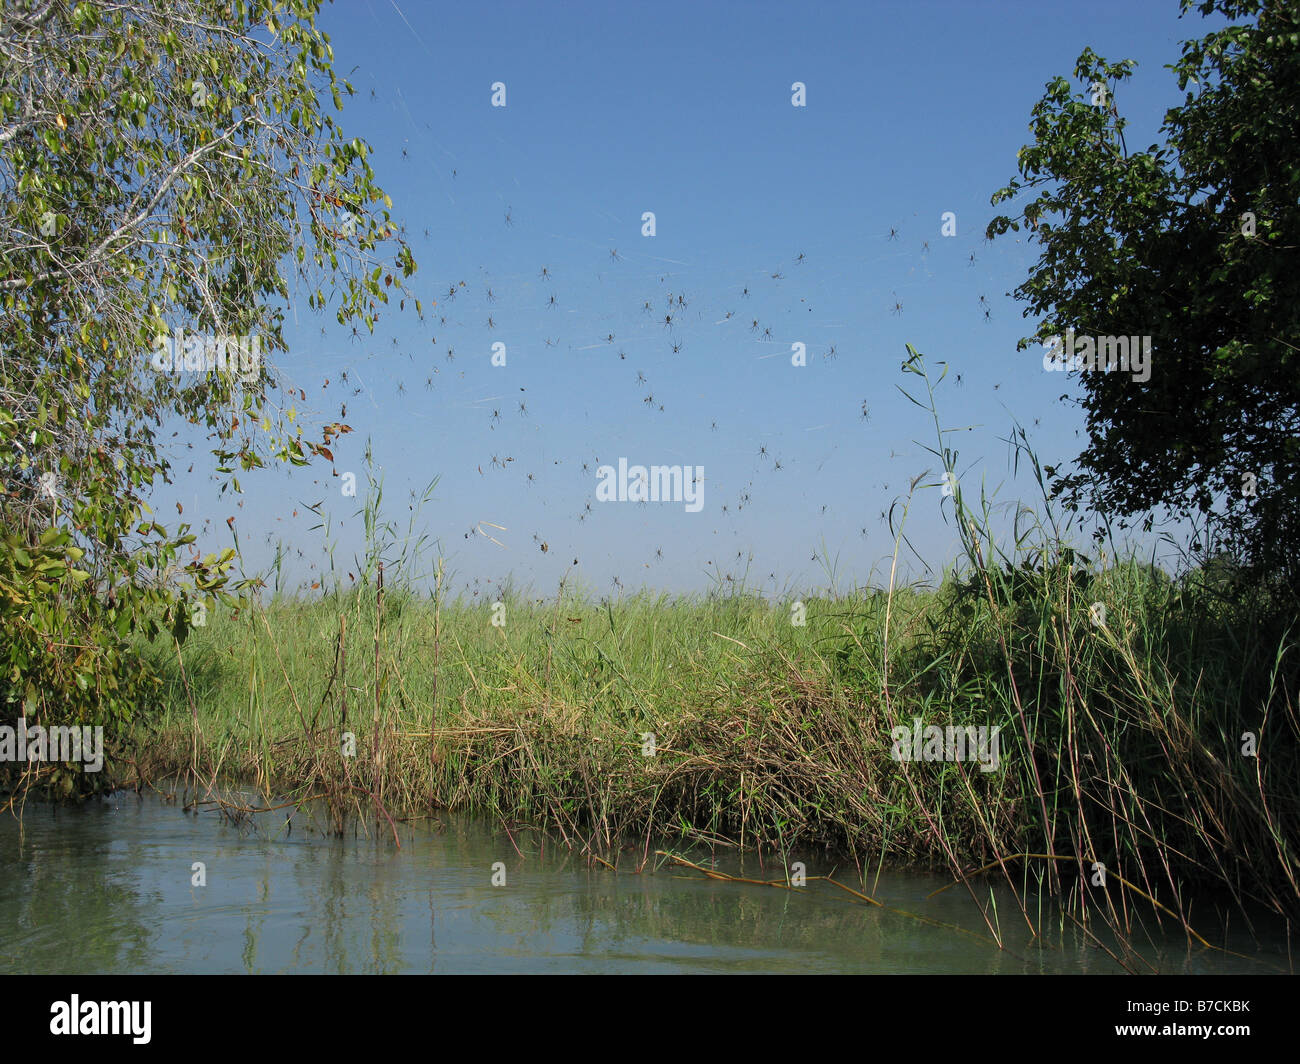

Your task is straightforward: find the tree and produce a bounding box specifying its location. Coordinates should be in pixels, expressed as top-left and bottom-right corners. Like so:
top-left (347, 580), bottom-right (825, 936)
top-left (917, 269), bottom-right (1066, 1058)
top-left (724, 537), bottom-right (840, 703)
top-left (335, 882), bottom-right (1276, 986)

top-left (986, 0), bottom-right (1299, 585)
top-left (0, 0), bottom-right (421, 789)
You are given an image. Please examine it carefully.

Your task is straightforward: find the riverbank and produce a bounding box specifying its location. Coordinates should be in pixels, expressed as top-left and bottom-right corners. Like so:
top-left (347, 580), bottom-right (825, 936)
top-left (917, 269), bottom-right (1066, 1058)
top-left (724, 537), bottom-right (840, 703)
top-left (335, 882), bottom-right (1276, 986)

top-left (107, 553), bottom-right (1299, 958)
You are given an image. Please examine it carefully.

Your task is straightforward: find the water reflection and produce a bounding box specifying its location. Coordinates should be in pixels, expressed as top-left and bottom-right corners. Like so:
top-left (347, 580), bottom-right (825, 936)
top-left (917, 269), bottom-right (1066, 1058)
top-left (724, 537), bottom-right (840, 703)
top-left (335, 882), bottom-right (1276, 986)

top-left (0, 792), bottom-right (1288, 974)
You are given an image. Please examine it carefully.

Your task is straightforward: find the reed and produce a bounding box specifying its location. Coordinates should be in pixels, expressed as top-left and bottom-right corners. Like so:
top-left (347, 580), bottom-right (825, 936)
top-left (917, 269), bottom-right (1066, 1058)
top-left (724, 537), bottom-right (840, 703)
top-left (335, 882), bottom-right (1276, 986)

top-left (121, 348), bottom-right (1297, 962)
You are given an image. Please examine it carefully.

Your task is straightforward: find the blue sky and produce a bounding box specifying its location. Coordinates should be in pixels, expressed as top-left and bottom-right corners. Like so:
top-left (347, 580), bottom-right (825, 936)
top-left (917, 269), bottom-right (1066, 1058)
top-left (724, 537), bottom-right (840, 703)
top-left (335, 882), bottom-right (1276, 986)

top-left (156, 0), bottom-right (1221, 600)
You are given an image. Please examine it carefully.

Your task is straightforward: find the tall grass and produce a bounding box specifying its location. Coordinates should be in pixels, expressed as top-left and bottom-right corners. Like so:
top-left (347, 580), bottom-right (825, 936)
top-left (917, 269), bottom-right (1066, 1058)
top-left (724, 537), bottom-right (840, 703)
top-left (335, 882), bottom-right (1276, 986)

top-left (125, 346), bottom-right (1298, 966)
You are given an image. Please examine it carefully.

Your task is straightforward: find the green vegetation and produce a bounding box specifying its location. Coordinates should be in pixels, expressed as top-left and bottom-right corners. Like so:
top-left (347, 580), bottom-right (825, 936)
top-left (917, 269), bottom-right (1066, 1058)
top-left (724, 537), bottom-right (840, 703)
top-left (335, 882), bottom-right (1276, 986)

top-left (112, 349), bottom-right (1297, 968)
top-left (0, 0), bottom-right (1295, 967)
top-left (0, 0), bottom-right (419, 787)
top-left (987, 0), bottom-right (1300, 582)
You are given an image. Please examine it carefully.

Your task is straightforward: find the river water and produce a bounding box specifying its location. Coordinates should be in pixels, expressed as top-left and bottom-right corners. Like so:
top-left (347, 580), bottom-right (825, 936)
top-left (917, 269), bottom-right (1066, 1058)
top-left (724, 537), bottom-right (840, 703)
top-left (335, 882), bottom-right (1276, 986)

top-left (0, 791), bottom-right (1289, 974)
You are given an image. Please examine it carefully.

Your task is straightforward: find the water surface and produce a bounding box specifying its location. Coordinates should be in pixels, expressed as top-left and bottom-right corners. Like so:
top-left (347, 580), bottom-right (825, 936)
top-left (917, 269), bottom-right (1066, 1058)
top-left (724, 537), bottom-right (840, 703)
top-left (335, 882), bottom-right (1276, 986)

top-left (0, 792), bottom-right (1288, 974)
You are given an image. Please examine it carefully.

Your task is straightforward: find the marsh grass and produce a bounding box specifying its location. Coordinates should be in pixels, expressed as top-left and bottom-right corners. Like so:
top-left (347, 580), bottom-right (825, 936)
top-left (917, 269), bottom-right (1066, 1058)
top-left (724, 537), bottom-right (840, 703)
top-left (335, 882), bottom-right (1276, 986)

top-left (121, 346), bottom-right (1297, 968)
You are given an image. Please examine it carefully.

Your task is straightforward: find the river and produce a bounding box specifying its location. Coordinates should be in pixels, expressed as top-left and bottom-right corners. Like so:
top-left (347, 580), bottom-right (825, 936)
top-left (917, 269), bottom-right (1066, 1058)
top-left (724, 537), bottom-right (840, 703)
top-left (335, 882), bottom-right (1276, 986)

top-left (0, 790), bottom-right (1289, 974)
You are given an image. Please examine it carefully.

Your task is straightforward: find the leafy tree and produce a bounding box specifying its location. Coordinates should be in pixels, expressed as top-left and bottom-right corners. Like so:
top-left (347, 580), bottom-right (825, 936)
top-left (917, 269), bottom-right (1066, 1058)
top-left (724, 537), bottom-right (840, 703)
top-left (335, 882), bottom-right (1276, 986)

top-left (986, 0), bottom-right (1299, 585)
top-left (0, 0), bottom-right (420, 790)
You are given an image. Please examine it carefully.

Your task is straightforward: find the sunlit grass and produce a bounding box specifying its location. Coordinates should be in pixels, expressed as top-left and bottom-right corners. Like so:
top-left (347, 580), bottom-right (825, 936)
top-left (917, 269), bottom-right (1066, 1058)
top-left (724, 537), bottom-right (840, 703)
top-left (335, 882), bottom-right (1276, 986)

top-left (125, 346), bottom-right (1298, 966)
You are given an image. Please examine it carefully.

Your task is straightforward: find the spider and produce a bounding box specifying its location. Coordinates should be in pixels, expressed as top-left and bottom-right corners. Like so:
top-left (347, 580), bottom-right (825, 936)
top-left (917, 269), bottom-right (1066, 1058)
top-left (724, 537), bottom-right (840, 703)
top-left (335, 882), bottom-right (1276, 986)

top-left (486, 316), bottom-right (495, 329)
top-left (891, 299), bottom-right (903, 316)
top-left (968, 253), bottom-right (977, 266)
top-left (887, 227), bottom-right (899, 241)
top-left (742, 287), bottom-right (750, 297)
top-left (446, 347), bottom-right (455, 361)
top-left (636, 371), bottom-right (646, 384)
top-left (771, 271), bottom-right (783, 280)
top-left (672, 341), bottom-right (683, 354)
top-left (663, 314), bottom-right (673, 329)
top-left (540, 266), bottom-right (550, 280)
top-left (547, 294), bottom-right (558, 309)
top-left (504, 206), bottom-right (513, 228)
top-left (487, 287), bottom-right (496, 303)
top-left (425, 377), bottom-right (434, 390)
top-left (518, 401), bottom-right (527, 416)
top-left (826, 345), bottom-right (837, 360)
top-left (762, 327), bottom-right (772, 340)
top-left (750, 319), bottom-right (759, 332)
top-left (396, 380), bottom-right (406, 395)
top-left (655, 547), bottom-right (663, 560)
top-left (978, 294), bottom-right (989, 307)
top-left (643, 393), bottom-right (654, 406)
top-left (711, 421), bottom-right (717, 431)
top-left (860, 401), bottom-right (870, 421)
top-left (609, 248), bottom-right (620, 261)
top-left (545, 337), bottom-right (556, 347)
top-left (341, 371), bottom-right (349, 383)
top-left (676, 293), bottom-right (686, 307)
top-left (758, 445), bottom-right (768, 458)
top-left (773, 459), bottom-right (782, 471)
top-left (921, 240), bottom-right (930, 253)
top-left (795, 252), bottom-right (806, 265)
top-left (605, 333), bottom-right (614, 343)
top-left (643, 300), bottom-right (653, 314)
